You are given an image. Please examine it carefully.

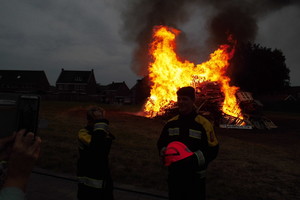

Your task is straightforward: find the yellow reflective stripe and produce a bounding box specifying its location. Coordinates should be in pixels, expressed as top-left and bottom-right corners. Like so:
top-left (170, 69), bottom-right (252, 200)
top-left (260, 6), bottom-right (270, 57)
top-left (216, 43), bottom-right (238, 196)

top-left (195, 115), bottom-right (218, 146)
top-left (189, 129), bottom-right (202, 139)
top-left (93, 122), bottom-right (109, 133)
top-left (168, 128), bottom-right (180, 136)
top-left (78, 129), bottom-right (91, 146)
top-left (78, 176), bottom-right (103, 188)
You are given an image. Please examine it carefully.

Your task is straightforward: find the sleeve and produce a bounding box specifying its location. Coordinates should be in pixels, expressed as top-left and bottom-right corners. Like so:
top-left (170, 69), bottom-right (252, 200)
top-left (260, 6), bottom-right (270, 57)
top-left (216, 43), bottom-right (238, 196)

top-left (89, 119), bottom-right (110, 156)
top-left (203, 143), bottom-right (219, 165)
top-left (0, 187), bottom-right (25, 200)
top-left (195, 115), bottom-right (219, 166)
top-left (86, 120), bottom-right (112, 180)
top-left (78, 128), bottom-right (91, 149)
top-left (203, 121), bottom-right (219, 164)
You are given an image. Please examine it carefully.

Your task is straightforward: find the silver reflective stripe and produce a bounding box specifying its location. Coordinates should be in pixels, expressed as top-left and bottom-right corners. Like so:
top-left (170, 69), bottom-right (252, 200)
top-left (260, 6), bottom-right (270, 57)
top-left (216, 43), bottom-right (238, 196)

top-left (93, 123), bottom-right (109, 133)
top-left (189, 129), bottom-right (202, 139)
top-left (196, 170), bottom-right (206, 178)
top-left (78, 176), bottom-right (103, 188)
top-left (194, 150), bottom-right (205, 167)
top-left (168, 128), bottom-right (180, 136)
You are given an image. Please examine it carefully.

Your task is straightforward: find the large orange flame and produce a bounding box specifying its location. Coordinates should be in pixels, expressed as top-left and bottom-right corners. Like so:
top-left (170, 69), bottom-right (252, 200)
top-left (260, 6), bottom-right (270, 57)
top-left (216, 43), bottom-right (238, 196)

top-left (144, 25), bottom-right (242, 119)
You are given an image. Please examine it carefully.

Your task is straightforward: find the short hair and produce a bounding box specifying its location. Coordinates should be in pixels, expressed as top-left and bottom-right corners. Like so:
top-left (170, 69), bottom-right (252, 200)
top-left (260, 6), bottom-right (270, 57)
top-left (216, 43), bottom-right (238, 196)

top-left (176, 86), bottom-right (195, 100)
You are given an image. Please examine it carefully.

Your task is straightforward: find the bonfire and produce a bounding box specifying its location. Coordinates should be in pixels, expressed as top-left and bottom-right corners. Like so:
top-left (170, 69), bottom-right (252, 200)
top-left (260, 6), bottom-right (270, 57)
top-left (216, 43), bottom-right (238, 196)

top-left (142, 25), bottom-right (277, 130)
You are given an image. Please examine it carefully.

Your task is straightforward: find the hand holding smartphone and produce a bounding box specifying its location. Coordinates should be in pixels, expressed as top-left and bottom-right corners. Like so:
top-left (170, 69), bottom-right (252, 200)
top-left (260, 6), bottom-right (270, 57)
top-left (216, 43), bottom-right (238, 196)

top-left (0, 93), bottom-right (40, 138)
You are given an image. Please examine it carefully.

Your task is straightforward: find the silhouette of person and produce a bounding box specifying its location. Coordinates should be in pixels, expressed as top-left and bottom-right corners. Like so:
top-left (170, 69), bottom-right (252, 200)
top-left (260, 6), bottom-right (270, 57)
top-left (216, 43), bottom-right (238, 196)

top-left (77, 106), bottom-right (115, 200)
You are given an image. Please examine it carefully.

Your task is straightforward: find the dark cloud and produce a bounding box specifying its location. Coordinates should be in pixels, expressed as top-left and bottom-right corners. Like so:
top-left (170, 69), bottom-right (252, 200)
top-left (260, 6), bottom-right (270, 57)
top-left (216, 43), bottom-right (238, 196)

top-left (0, 0), bottom-right (299, 87)
top-left (0, 0), bottom-right (140, 87)
top-left (121, 0), bottom-right (300, 85)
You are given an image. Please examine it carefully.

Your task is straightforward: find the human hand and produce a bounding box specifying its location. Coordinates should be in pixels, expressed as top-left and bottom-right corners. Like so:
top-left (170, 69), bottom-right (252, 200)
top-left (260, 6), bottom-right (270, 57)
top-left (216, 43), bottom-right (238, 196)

top-left (3, 129), bottom-right (41, 191)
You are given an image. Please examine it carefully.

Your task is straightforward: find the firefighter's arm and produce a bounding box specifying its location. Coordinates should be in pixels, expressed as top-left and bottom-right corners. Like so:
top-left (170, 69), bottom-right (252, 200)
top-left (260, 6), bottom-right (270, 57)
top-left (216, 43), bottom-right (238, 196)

top-left (194, 144), bottom-right (219, 168)
top-left (194, 130), bottom-right (219, 168)
top-left (89, 119), bottom-right (111, 153)
top-left (93, 120), bottom-right (110, 137)
top-left (203, 124), bottom-right (219, 164)
top-left (194, 115), bottom-right (219, 167)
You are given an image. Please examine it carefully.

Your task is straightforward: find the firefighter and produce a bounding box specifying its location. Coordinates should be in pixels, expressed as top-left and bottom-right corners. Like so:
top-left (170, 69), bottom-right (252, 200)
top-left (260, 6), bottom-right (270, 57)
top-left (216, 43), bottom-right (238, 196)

top-left (157, 86), bottom-right (219, 200)
top-left (77, 106), bottom-right (115, 200)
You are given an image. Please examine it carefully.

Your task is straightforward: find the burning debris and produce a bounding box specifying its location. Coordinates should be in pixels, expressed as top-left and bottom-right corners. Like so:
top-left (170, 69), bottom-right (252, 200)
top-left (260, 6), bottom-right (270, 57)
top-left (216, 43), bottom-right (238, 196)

top-left (195, 82), bottom-right (277, 130)
top-left (142, 25), bottom-right (277, 130)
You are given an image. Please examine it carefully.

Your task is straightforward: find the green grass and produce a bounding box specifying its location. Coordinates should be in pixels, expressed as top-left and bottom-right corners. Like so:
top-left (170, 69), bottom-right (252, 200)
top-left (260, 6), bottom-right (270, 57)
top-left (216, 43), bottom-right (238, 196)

top-left (36, 100), bottom-right (300, 199)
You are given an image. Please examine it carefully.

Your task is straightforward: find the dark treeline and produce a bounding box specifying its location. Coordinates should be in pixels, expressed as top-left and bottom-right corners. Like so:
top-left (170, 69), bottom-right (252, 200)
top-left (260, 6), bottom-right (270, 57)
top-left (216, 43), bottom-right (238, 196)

top-left (228, 42), bottom-right (290, 95)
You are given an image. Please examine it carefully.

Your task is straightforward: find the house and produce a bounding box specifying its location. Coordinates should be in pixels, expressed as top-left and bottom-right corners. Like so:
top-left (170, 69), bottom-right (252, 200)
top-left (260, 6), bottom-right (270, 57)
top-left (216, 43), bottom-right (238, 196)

top-left (256, 86), bottom-right (300, 104)
top-left (254, 86), bottom-right (300, 112)
top-left (98, 81), bottom-right (130, 104)
top-left (0, 70), bottom-right (50, 94)
top-left (56, 69), bottom-right (97, 94)
top-left (130, 77), bottom-right (150, 104)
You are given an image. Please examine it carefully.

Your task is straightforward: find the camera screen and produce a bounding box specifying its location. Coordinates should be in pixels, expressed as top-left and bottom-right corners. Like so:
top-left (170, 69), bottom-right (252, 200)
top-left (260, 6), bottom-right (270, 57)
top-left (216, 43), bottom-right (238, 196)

top-left (0, 99), bottom-right (18, 138)
top-left (17, 95), bottom-right (40, 133)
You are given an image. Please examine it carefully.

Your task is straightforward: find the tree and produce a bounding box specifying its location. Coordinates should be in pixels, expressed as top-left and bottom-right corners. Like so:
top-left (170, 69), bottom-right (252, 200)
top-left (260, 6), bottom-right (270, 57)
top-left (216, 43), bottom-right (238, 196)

top-left (228, 42), bottom-right (290, 95)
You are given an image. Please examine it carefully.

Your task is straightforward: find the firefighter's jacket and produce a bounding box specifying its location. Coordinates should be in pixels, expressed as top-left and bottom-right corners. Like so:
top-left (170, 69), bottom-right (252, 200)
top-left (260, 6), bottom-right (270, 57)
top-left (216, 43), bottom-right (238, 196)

top-left (157, 111), bottom-right (219, 174)
top-left (77, 119), bottom-right (115, 189)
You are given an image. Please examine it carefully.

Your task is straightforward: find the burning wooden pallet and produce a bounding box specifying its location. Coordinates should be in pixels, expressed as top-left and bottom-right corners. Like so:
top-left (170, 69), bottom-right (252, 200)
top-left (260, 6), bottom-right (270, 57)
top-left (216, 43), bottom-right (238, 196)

top-left (194, 81), bottom-right (277, 130)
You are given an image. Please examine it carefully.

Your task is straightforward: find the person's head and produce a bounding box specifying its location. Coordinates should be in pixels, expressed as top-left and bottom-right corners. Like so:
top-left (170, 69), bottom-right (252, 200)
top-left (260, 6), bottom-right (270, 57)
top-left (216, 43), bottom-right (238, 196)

top-left (176, 86), bottom-right (195, 115)
top-left (87, 106), bottom-right (105, 124)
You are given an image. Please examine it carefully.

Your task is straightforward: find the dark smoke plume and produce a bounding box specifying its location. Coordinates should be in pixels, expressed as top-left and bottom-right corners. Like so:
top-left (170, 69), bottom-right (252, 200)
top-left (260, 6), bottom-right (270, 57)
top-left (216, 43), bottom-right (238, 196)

top-left (121, 0), bottom-right (299, 77)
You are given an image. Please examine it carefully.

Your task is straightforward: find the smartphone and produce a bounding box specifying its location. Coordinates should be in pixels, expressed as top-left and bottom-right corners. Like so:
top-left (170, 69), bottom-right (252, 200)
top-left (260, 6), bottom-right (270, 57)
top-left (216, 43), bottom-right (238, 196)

top-left (16, 95), bottom-right (40, 134)
top-left (0, 94), bottom-right (40, 138)
top-left (0, 95), bottom-right (18, 138)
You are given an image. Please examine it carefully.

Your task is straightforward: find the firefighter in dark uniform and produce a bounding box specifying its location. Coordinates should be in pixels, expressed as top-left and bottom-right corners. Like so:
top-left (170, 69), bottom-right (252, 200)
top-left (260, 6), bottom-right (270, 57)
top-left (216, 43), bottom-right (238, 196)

top-left (157, 86), bottom-right (219, 200)
top-left (77, 106), bottom-right (115, 200)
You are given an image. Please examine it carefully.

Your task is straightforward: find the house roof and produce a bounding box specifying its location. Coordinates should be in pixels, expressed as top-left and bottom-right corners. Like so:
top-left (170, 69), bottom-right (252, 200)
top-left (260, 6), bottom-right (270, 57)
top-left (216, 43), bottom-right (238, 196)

top-left (0, 70), bottom-right (49, 85)
top-left (107, 82), bottom-right (128, 90)
top-left (98, 81), bottom-right (130, 96)
top-left (56, 69), bottom-right (94, 84)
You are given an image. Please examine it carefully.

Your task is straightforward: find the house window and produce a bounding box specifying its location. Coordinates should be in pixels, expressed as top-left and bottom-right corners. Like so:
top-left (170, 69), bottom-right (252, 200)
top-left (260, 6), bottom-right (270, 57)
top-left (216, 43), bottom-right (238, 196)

top-left (75, 85), bottom-right (85, 91)
top-left (74, 76), bottom-right (82, 82)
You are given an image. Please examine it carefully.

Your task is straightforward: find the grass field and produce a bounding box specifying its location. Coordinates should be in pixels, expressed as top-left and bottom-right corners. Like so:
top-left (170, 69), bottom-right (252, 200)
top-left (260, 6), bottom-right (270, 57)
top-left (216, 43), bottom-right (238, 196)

top-left (37, 100), bottom-right (300, 200)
